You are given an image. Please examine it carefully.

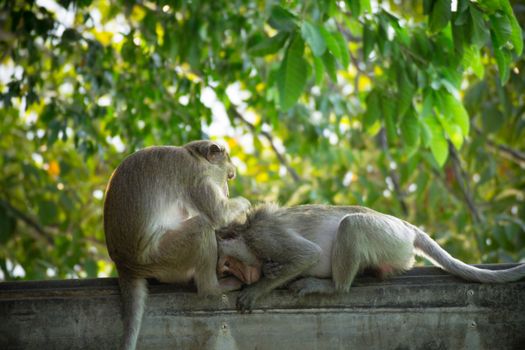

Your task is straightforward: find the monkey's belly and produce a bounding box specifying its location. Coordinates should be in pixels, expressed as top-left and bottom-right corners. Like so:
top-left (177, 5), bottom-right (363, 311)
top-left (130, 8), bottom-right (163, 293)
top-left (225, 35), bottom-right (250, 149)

top-left (304, 244), bottom-right (332, 278)
top-left (305, 257), bottom-right (332, 278)
top-left (303, 221), bottom-right (337, 278)
top-left (154, 268), bottom-right (195, 284)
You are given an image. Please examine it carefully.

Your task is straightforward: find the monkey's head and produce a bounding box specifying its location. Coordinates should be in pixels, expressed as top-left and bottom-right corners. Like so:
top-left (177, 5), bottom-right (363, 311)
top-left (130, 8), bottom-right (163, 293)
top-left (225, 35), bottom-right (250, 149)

top-left (216, 235), bottom-right (261, 285)
top-left (185, 140), bottom-right (237, 182)
top-left (217, 255), bottom-right (261, 285)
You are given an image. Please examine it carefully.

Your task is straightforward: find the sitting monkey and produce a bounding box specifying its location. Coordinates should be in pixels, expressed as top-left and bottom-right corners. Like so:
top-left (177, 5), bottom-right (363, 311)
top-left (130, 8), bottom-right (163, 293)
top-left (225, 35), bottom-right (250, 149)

top-left (104, 141), bottom-right (250, 349)
top-left (216, 203), bottom-right (525, 312)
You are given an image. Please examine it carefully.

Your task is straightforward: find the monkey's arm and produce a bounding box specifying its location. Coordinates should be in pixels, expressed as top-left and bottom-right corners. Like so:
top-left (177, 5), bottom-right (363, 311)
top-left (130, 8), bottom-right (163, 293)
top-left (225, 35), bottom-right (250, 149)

top-left (236, 231), bottom-right (322, 312)
top-left (191, 179), bottom-right (250, 227)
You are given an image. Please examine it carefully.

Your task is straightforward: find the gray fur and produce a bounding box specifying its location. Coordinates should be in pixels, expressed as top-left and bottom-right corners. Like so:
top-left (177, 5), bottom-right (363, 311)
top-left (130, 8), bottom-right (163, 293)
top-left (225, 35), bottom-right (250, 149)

top-left (217, 204), bottom-right (525, 311)
top-left (104, 140), bottom-right (250, 350)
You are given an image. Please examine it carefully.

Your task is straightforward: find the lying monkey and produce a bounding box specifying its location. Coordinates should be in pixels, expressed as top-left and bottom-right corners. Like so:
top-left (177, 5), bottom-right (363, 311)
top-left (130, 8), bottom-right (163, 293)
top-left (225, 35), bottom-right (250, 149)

top-left (216, 203), bottom-right (525, 312)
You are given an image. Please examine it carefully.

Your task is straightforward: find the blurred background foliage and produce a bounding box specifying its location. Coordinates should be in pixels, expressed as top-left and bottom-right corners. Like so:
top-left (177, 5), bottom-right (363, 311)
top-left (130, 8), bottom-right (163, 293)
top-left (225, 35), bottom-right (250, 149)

top-left (0, 0), bottom-right (524, 280)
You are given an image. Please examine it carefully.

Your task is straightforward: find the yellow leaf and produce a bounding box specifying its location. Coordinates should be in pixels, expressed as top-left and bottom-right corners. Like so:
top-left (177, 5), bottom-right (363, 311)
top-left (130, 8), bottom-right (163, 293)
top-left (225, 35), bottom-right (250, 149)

top-left (256, 82), bottom-right (266, 93)
top-left (374, 66), bottom-right (383, 76)
top-left (93, 31), bottom-right (113, 46)
top-left (226, 137), bottom-right (238, 149)
top-left (358, 75), bottom-right (371, 91)
top-left (255, 172), bottom-right (269, 183)
top-left (155, 23), bottom-right (164, 46)
top-left (130, 5), bottom-right (146, 23)
top-left (47, 160), bottom-right (60, 178)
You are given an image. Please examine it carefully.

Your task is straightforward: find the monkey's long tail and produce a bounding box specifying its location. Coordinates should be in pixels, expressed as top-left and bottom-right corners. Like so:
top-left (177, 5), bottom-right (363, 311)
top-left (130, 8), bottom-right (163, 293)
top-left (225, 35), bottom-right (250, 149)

top-left (413, 228), bottom-right (525, 283)
top-left (118, 275), bottom-right (148, 350)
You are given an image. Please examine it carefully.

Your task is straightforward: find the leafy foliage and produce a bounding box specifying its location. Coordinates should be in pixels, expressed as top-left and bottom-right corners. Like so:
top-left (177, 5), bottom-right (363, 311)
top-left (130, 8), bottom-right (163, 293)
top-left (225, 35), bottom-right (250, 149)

top-left (0, 0), bottom-right (524, 280)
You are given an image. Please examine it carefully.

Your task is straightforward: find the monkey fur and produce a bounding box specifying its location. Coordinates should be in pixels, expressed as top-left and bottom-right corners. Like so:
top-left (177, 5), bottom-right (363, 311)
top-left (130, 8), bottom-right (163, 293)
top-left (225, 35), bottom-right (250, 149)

top-left (216, 203), bottom-right (525, 312)
top-left (104, 140), bottom-right (250, 349)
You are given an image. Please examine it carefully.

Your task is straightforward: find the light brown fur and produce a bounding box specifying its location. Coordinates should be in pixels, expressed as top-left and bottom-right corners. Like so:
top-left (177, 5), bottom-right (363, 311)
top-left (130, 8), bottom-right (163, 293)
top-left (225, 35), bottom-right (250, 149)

top-left (104, 140), bottom-right (250, 350)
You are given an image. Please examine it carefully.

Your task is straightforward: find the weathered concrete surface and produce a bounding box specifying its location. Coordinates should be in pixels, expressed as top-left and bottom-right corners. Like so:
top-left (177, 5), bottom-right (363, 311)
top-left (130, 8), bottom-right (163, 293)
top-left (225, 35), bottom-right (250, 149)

top-left (1, 264), bottom-right (524, 350)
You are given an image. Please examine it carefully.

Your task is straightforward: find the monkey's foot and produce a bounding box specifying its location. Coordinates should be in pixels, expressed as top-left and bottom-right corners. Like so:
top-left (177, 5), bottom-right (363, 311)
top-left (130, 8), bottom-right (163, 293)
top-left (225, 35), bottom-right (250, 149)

top-left (288, 277), bottom-right (336, 296)
top-left (236, 286), bottom-right (261, 313)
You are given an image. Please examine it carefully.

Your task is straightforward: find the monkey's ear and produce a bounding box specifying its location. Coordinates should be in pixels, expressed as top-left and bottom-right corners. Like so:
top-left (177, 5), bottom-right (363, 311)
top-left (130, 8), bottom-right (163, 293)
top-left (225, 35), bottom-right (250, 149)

top-left (206, 143), bottom-right (224, 163)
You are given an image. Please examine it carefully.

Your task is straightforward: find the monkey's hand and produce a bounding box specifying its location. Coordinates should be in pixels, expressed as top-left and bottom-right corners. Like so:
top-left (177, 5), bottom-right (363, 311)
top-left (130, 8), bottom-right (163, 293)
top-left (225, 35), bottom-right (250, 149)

top-left (288, 277), bottom-right (336, 296)
top-left (262, 260), bottom-right (283, 279)
top-left (236, 285), bottom-right (262, 313)
top-left (225, 197), bottom-right (251, 224)
top-left (219, 276), bottom-right (243, 293)
top-left (232, 196), bottom-right (251, 213)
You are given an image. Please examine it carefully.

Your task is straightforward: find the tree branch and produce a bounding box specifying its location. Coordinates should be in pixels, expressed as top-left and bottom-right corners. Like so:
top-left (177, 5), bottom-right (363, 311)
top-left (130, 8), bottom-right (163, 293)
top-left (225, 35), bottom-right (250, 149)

top-left (448, 142), bottom-right (483, 224)
top-left (378, 130), bottom-right (409, 216)
top-left (0, 199), bottom-right (53, 244)
top-left (474, 127), bottom-right (525, 165)
top-left (227, 107), bottom-right (301, 184)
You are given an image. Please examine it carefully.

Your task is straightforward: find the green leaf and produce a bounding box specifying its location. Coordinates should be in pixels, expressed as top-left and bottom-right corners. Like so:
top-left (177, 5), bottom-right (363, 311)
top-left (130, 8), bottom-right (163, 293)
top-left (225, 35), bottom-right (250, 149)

top-left (277, 36), bottom-right (308, 110)
top-left (346, 0), bottom-right (361, 17)
top-left (397, 69), bottom-right (415, 117)
top-left (301, 21), bottom-right (326, 57)
top-left (321, 51), bottom-right (337, 81)
top-left (401, 109), bottom-right (421, 157)
top-left (319, 27), bottom-right (342, 63)
top-left (333, 31), bottom-right (350, 68)
top-left (360, 0), bottom-right (371, 13)
top-left (268, 5), bottom-right (297, 32)
top-left (490, 12), bottom-right (513, 50)
top-left (313, 55), bottom-right (324, 85)
top-left (84, 259), bottom-right (98, 278)
top-left (462, 45), bottom-right (484, 78)
top-left (423, 0), bottom-right (433, 15)
top-left (442, 122), bottom-right (464, 149)
top-left (362, 22), bottom-right (376, 59)
top-left (468, 5), bottom-right (489, 47)
top-left (482, 104), bottom-right (505, 133)
top-left (424, 115), bottom-right (449, 166)
top-left (38, 200), bottom-right (58, 226)
top-left (439, 91), bottom-right (470, 136)
top-left (248, 32), bottom-right (289, 57)
top-left (501, 1), bottom-right (523, 55)
top-left (383, 96), bottom-right (397, 144)
top-left (347, 0), bottom-right (371, 17)
top-left (0, 208), bottom-right (16, 244)
top-left (429, 0), bottom-right (451, 34)
top-left (432, 91), bottom-right (467, 149)
top-left (491, 29), bottom-right (511, 84)
top-left (363, 90), bottom-right (381, 134)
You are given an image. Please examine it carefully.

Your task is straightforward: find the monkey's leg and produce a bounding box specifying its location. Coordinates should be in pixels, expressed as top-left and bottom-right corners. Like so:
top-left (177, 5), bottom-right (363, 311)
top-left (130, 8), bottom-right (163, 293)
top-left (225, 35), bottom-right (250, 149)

top-left (288, 277), bottom-right (336, 296)
top-left (153, 215), bottom-right (223, 296)
top-left (331, 214), bottom-right (363, 293)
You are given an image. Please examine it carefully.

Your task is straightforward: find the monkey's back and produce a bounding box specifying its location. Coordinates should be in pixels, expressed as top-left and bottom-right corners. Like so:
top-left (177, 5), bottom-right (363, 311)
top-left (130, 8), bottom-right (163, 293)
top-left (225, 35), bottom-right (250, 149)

top-left (103, 146), bottom-right (200, 263)
top-left (241, 204), bottom-right (380, 278)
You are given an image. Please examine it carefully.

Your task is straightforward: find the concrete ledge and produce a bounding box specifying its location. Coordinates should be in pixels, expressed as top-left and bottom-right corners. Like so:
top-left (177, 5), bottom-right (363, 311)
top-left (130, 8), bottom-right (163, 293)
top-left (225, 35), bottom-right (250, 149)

top-left (1, 264), bottom-right (524, 350)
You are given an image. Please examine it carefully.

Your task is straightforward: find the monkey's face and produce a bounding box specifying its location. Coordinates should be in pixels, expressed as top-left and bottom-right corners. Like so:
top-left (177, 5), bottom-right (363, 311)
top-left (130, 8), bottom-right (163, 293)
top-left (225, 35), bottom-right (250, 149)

top-left (190, 141), bottom-right (237, 191)
top-left (217, 255), bottom-right (261, 285)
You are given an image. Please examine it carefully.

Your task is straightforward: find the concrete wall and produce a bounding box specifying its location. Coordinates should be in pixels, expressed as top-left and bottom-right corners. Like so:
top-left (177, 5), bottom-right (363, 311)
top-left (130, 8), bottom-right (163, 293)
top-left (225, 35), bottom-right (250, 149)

top-left (1, 264), bottom-right (524, 350)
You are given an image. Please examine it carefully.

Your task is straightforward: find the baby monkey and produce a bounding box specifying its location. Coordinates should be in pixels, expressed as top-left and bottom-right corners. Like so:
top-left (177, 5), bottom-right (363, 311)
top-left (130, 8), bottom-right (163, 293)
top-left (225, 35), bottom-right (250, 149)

top-left (216, 204), bottom-right (525, 312)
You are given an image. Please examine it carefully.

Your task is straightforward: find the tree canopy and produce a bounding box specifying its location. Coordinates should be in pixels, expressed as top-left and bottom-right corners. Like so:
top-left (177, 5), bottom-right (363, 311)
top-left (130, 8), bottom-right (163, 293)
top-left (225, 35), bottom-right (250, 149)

top-left (0, 0), bottom-right (524, 280)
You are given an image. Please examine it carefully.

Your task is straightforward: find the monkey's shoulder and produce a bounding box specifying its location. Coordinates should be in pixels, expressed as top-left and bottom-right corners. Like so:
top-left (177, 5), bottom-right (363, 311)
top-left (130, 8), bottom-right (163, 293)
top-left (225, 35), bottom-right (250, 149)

top-left (283, 204), bottom-right (376, 216)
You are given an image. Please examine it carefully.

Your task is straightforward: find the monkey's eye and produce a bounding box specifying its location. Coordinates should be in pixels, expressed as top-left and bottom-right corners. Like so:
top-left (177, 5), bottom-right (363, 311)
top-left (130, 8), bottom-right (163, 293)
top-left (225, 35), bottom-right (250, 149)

top-left (227, 171), bottom-right (235, 180)
top-left (224, 260), bottom-right (231, 267)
